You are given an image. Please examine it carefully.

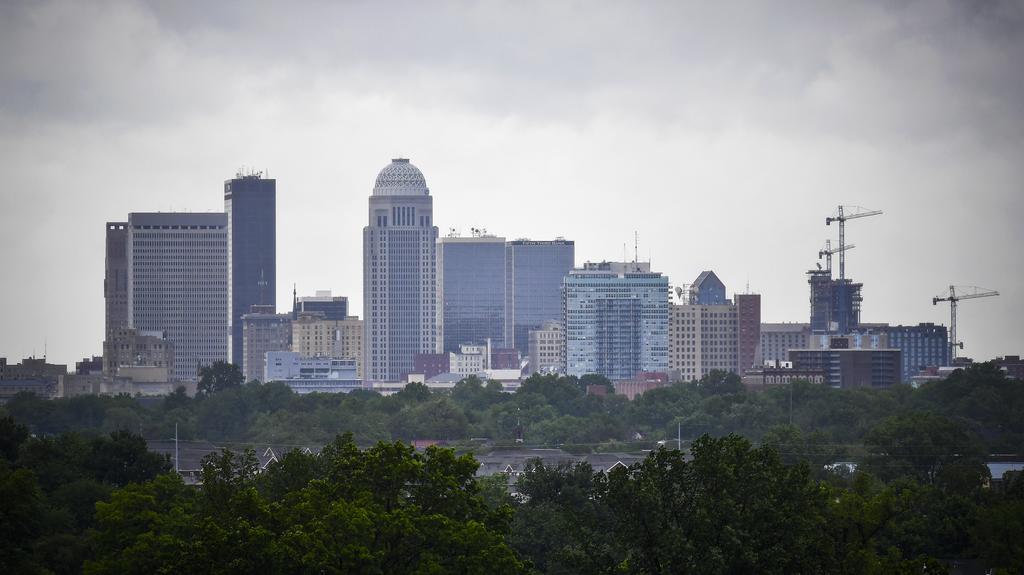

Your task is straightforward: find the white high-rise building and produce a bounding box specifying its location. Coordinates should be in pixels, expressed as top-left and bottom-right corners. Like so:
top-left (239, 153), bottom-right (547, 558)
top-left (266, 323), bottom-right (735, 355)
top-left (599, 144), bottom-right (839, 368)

top-left (363, 159), bottom-right (438, 382)
top-left (126, 212), bottom-right (228, 381)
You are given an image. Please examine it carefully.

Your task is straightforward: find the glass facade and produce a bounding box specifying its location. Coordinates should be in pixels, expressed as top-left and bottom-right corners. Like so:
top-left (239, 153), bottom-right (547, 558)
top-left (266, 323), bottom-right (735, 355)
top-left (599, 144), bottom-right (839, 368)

top-left (505, 239), bottom-right (575, 353)
top-left (225, 175), bottom-right (276, 366)
top-left (884, 323), bottom-right (949, 382)
top-left (563, 262), bottom-right (669, 380)
top-left (438, 237), bottom-right (506, 352)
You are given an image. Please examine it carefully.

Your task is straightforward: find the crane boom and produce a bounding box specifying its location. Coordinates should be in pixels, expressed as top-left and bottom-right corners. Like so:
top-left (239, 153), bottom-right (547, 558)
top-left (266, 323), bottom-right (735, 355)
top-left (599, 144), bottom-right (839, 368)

top-left (932, 285), bottom-right (999, 361)
top-left (824, 205), bottom-right (882, 280)
top-left (817, 240), bottom-right (855, 275)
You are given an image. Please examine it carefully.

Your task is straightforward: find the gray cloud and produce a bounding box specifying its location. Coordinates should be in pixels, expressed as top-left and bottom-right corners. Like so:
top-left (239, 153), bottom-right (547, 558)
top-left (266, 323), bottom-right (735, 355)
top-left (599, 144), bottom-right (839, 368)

top-left (0, 0), bottom-right (1021, 365)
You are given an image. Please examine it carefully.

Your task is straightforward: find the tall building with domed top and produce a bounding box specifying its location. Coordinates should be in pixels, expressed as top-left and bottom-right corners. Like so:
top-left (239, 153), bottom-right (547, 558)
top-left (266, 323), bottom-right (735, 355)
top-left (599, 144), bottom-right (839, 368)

top-left (363, 158), bottom-right (438, 382)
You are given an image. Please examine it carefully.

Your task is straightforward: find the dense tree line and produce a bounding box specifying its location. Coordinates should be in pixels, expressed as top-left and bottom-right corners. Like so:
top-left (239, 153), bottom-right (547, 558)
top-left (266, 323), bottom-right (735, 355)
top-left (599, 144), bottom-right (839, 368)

top-left (1, 362), bottom-right (1023, 572)
top-left (3, 363), bottom-right (1022, 457)
top-left (2, 417), bottom-right (1023, 573)
top-left (0, 419), bottom-right (169, 573)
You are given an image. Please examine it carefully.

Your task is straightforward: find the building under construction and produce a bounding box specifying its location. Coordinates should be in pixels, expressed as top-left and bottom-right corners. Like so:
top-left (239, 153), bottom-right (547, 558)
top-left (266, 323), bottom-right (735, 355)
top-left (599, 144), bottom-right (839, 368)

top-left (807, 270), bottom-right (862, 334)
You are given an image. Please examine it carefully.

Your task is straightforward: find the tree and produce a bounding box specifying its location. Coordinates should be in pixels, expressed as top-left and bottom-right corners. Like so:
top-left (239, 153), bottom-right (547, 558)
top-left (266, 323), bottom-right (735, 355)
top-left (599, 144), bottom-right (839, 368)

top-left (0, 416), bottom-right (28, 462)
top-left (196, 361), bottom-right (244, 395)
top-left (88, 436), bottom-right (527, 574)
top-left (88, 430), bottom-right (171, 487)
top-left (863, 413), bottom-right (985, 486)
top-left (512, 460), bottom-right (619, 574)
top-left (601, 435), bottom-right (832, 574)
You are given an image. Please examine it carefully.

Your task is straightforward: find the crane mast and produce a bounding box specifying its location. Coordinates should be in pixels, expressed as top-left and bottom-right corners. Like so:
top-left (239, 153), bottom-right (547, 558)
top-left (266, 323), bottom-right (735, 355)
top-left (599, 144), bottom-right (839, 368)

top-left (825, 205), bottom-right (882, 280)
top-left (932, 285), bottom-right (999, 362)
top-left (818, 240), bottom-right (855, 276)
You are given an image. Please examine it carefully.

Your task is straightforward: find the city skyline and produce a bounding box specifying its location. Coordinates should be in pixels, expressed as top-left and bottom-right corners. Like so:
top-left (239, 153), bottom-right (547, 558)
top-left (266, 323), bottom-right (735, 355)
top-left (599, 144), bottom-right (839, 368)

top-left (1, 1), bottom-right (1022, 366)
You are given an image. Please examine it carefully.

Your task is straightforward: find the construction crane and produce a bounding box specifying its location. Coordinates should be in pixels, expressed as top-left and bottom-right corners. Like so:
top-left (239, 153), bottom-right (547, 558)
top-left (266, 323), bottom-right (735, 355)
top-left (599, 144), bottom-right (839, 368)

top-left (818, 240), bottom-right (855, 276)
top-left (932, 285), bottom-right (999, 362)
top-left (825, 205), bottom-right (882, 280)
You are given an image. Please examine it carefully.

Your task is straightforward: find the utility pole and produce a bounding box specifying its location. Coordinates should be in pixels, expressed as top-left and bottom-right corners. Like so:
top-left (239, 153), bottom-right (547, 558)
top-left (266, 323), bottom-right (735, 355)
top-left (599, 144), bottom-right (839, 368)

top-left (174, 422), bottom-right (179, 474)
top-left (677, 421), bottom-right (681, 452)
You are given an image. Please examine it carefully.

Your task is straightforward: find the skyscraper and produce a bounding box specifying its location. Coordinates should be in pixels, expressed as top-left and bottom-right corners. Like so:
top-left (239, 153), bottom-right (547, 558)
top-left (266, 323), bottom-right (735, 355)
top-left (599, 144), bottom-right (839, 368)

top-left (807, 269), bottom-right (862, 334)
top-left (225, 172), bottom-right (276, 366)
top-left (563, 261), bottom-right (668, 380)
top-left (127, 212), bottom-right (229, 381)
top-left (438, 234), bottom-right (506, 352)
top-left (363, 159), bottom-right (438, 382)
top-left (504, 238), bottom-right (575, 353)
top-left (104, 222), bottom-right (129, 338)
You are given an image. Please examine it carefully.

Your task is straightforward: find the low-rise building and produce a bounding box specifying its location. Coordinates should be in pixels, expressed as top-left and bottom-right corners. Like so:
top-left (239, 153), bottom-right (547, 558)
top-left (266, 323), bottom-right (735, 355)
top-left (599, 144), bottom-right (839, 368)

top-left (103, 328), bottom-right (175, 378)
top-left (264, 351), bottom-right (360, 394)
top-left (291, 312), bottom-right (364, 380)
top-left (760, 323), bottom-right (811, 365)
top-left (788, 334), bottom-right (901, 388)
top-left (528, 320), bottom-right (564, 375)
top-left (0, 356), bottom-right (67, 381)
top-left (741, 361), bottom-right (827, 388)
top-left (995, 355), bottom-right (1024, 380)
top-left (241, 305), bottom-right (292, 382)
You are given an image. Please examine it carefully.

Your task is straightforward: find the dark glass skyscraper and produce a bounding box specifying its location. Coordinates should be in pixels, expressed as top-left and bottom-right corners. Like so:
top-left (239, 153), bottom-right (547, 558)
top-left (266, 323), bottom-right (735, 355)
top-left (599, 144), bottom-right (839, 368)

top-left (225, 173), bottom-right (276, 366)
top-left (438, 235), bottom-right (506, 352)
top-left (504, 239), bottom-right (575, 353)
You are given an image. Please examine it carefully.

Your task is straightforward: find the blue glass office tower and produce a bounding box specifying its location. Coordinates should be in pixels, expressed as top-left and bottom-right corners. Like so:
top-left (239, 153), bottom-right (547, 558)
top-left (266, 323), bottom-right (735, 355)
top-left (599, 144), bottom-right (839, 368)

top-left (363, 159), bottom-right (438, 382)
top-left (884, 323), bottom-right (949, 382)
top-left (563, 262), bottom-right (669, 380)
top-left (438, 235), bottom-right (506, 352)
top-left (692, 270), bottom-right (726, 305)
top-left (225, 173), bottom-right (276, 366)
top-left (505, 239), bottom-right (575, 353)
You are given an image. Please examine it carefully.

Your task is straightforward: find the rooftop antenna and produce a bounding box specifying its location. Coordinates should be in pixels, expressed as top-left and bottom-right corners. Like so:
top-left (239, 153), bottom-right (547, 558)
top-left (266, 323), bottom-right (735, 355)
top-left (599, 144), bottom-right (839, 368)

top-left (634, 231), bottom-right (639, 263)
top-left (293, 283), bottom-right (297, 312)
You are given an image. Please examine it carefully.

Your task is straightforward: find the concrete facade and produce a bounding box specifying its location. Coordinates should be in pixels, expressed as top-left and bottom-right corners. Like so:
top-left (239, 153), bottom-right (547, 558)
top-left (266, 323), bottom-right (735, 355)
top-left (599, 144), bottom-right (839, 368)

top-left (102, 328), bottom-right (175, 378)
top-left (760, 323), bottom-right (811, 364)
top-left (735, 293), bottom-right (762, 374)
top-left (291, 312), bottom-right (364, 380)
top-left (668, 302), bottom-right (739, 381)
top-left (104, 222), bottom-right (129, 338)
top-left (241, 306), bottom-right (292, 382)
top-left (363, 159), bottom-right (438, 382)
top-left (528, 320), bottom-right (565, 375)
top-left (127, 212), bottom-right (228, 381)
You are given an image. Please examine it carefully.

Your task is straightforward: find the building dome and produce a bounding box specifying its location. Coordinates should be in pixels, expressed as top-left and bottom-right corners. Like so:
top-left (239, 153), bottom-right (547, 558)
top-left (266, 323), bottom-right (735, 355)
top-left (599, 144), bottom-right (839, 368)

top-left (372, 158), bottom-right (429, 196)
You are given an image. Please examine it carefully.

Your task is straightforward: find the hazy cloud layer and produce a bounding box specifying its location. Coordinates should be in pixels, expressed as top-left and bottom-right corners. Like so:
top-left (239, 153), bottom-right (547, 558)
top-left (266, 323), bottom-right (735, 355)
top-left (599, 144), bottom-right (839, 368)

top-left (1, 0), bottom-right (1022, 365)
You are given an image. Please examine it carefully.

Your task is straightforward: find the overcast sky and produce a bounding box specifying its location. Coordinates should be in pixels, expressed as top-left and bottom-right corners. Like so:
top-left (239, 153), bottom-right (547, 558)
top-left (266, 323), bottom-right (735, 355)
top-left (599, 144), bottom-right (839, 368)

top-left (1, 0), bottom-right (1022, 367)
